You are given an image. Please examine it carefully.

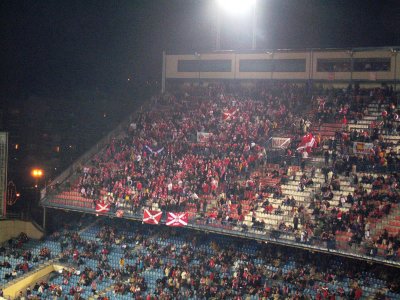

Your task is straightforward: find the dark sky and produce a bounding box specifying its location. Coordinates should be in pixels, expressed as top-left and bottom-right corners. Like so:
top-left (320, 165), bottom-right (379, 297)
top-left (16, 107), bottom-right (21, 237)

top-left (1, 0), bottom-right (399, 96)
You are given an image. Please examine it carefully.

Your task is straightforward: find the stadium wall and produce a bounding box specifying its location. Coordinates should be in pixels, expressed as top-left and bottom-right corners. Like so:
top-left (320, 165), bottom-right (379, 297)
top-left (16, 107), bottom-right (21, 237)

top-left (0, 220), bottom-right (44, 243)
top-left (2, 264), bottom-right (65, 299)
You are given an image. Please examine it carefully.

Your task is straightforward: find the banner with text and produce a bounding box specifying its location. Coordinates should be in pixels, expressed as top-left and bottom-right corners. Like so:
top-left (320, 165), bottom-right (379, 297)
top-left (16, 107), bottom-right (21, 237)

top-left (353, 142), bottom-right (374, 155)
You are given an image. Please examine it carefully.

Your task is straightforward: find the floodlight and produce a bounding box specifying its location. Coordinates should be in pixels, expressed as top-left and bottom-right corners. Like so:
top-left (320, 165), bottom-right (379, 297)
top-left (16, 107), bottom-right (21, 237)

top-left (217, 0), bottom-right (256, 15)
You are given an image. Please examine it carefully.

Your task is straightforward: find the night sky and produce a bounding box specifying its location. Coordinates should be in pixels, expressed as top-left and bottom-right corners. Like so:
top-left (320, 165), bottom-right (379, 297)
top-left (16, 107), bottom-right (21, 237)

top-left (1, 0), bottom-right (400, 96)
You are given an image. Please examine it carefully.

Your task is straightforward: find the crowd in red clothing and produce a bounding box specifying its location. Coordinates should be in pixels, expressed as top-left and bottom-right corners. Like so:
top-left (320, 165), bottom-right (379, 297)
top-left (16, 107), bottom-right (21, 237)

top-left (51, 83), bottom-right (400, 262)
top-left (76, 83), bottom-right (310, 217)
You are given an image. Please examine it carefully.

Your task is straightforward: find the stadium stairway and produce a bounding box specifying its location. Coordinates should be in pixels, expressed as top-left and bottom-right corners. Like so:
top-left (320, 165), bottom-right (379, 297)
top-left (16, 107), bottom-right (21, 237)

top-left (348, 102), bottom-right (400, 144)
top-left (370, 204), bottom-right (400, 238)
top-left (312, 122), bottom-right (342, 139)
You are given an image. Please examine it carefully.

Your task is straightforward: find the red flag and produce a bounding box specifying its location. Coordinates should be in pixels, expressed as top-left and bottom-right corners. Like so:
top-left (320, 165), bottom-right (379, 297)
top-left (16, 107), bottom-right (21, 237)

top-left (297, 133), bottom-right (316, 152)
top-left (222, 108), bottom-right (238, 121)
top-left (143, 209), bottom-right (162, 225)
top-left (166, 212), bottom-right (188, 227)
top-left (208, 211), bottom-right (218, 219)
top-left (116, 209), bottom-right (124, 218)
top-left (95, 202), bottom-right (110, 213)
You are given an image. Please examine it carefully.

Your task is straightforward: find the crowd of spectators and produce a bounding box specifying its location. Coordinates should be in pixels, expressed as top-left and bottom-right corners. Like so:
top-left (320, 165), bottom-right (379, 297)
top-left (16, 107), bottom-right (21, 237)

top-left (49, 82), bottom-right (400, 262)
top-left (10, 218), bottom-right (400, 299)
top-left (72, 83), bottom-right (313, 217)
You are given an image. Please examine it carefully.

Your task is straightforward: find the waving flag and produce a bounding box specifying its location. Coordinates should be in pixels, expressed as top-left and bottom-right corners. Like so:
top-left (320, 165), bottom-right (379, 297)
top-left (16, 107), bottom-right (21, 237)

top-left (143, 209), bottom-right (162, 225)
top-left (95, 202), bottom-right (110, 213)
top-left (166, 212), bottom-right (188, 227)
top-left (145, 145), bottom-right (165, 155)
top-left (222, 108), bottom-right (238, 121)
top-left (297, 133), bottom-right (316, 153)
top-left (208, 211), bottom-right (218, 219)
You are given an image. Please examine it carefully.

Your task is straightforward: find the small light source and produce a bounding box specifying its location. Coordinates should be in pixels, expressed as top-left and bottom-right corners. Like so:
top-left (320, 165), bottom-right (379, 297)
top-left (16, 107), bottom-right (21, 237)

top-left (16, 193), bottom-right (21, 197)
top-left (15, 144), bottom-right (19, 150)
top-left (31, 169), bottom-right (44, 178)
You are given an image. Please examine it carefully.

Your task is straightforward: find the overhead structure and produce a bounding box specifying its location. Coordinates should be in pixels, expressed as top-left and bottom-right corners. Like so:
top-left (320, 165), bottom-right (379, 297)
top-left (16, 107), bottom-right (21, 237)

top-left (164, 47), bottom-right (399, 89)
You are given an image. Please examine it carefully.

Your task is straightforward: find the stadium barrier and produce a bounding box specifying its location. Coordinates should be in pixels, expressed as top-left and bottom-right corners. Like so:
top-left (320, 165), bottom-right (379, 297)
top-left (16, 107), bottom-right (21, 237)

top-left (40, 202), bottom-right (400, 268)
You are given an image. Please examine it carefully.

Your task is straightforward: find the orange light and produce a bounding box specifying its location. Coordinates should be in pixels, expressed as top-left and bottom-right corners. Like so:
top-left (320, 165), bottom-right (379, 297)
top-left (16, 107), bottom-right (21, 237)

top-left (31, 169), bottom-right (44, 178)
top-left (16, 193), bottom-right (21, 197)
top-left (15, 144), bottom-right (19, 150)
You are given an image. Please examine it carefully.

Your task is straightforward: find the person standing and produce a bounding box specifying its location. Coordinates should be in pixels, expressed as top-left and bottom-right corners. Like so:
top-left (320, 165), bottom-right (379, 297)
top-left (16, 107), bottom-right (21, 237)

top-left (91, 280), bottom-right (97, 295)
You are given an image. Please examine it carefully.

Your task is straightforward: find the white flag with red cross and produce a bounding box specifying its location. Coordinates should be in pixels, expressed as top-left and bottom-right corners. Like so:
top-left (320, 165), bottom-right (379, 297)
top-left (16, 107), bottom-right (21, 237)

top-left (222, 108), bottom-right (238, 121)
top-left (166, 212), bottom-right (188, 227)
top-left (142, 209), bottom-right (162, 225)
top-left (95, 202), bottom-right (110, 213)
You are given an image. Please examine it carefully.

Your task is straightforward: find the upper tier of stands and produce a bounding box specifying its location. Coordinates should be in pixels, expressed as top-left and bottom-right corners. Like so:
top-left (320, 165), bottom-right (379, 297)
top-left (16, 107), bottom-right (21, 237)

top-left (42, 83), bottom-right (400, 265)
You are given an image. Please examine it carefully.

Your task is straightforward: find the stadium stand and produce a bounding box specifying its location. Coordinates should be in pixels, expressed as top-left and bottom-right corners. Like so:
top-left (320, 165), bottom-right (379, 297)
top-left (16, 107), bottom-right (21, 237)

top-left (40, 83), bottom-right (399, 266)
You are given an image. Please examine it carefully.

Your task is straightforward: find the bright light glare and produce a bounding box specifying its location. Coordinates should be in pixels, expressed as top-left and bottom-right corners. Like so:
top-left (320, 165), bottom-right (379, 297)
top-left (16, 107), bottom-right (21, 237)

top-left (217, 0), bottom-right (256, 15)
top-left (31, 169), bottom-right (44, 178)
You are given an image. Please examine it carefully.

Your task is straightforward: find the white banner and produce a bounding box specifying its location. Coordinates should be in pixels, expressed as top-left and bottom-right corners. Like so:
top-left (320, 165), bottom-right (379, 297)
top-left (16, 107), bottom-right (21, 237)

top-left (271, 137), bottom-right (291, 149)
top-left (197, 132), bottom-right (213, 143)
top-left (353, 142), bottom-right (374, 155)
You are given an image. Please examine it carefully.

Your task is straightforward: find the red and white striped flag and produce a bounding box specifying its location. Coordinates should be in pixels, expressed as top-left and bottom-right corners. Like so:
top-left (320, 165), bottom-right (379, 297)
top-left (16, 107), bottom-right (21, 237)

top-left (95, 202), bottom-right (110, 213)
top-left (142, 209), bottom-right (162, 225)
top-left (166, 212), bottom-right (188, 227)
top-left (222, 108), bottom-right (238, 121)
top-left (116, 209), bottom-right (124, 218)
top-left (297, 133), bottom-right (316, 153)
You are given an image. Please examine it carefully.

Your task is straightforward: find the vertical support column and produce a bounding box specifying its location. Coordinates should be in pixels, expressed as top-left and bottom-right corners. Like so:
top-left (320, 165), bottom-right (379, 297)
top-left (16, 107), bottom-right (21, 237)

top-left (233, 53), bottom-right (237, 80)
top-left (43, 207), bottom-right (46, 232)
top-left (309, 49), bottom-right (314, 95)
top-left (195, 53), bottom-right (201, 86)
top-left (394, 50), bottom-right (398, 91)
top-left (349, 50), bottom-right (354, 88)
